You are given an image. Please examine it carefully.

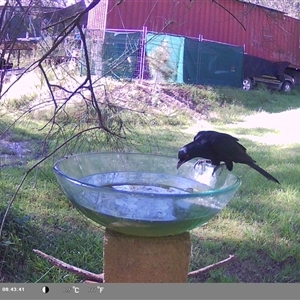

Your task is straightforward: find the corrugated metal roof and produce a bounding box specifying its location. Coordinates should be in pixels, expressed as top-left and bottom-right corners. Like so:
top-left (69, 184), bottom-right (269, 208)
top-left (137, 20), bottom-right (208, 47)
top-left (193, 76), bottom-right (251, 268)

top-left (88, 0), bottom-right (300, 67)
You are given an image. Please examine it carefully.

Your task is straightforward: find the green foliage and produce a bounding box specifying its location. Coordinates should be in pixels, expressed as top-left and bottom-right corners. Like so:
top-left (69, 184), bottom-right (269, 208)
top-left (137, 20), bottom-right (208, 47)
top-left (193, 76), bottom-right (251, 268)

top-left (5, 93), bottom-right (38, 110)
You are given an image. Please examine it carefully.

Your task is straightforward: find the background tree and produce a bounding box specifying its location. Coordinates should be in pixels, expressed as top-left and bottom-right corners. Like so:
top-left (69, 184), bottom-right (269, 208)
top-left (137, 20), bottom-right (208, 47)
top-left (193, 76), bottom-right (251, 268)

top-left (247, 0), bottom-right (300, 18)
top-left (0, 0), bottom-right (128, 238)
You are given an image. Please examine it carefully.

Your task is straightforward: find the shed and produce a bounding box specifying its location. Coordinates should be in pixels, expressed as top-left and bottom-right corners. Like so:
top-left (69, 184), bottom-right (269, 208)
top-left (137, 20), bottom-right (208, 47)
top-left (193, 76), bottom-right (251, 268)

top-left (88, 0), bottom-right (300, 69)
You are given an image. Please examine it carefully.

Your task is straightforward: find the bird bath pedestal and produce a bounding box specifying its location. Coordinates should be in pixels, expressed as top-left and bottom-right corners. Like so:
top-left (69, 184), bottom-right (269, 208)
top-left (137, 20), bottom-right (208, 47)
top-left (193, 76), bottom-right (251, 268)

top-left (104, 229), bottom-right (191, 283)
top-left (53, 152), bottom-right (240, 283)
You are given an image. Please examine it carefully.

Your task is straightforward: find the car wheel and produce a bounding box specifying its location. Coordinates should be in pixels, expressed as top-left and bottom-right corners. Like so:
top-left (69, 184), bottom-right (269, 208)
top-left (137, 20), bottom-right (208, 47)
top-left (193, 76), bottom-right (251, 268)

top-left (281, 81), bottom-right (292, 92)
top-left (242, 78), bottom-right (252, 90)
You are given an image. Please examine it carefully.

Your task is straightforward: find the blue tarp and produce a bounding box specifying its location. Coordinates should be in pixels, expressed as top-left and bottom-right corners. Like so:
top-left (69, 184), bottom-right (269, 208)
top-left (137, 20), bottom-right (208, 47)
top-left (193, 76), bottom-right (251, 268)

top-left (146, 33), bottom-right (185, 83)
top-left (183, 38), bottom-right (244, 87)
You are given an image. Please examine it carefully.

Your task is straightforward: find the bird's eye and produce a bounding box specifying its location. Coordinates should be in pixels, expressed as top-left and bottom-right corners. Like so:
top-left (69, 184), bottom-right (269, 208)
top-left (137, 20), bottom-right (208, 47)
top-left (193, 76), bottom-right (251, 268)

top-left (178, 148), bottom-right (189, 161)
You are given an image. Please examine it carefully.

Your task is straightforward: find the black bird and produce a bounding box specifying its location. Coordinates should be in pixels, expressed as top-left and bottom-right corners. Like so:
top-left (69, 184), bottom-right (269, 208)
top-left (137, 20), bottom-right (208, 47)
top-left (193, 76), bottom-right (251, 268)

top-left (177, 130), bottom-right (280, 184)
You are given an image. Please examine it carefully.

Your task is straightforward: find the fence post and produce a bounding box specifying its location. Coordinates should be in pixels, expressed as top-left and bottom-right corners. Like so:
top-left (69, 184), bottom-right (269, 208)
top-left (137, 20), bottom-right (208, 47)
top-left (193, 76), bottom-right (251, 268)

top-left (138, 26), bottom-right (147, 82)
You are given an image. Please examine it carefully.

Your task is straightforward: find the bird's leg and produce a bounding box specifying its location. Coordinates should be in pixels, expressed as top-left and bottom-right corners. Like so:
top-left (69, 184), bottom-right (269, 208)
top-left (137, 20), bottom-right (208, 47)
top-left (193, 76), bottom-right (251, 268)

top-left (212, 163), bottom-right (226, 176)
top-left (193, 159), bottom-right (212, 169)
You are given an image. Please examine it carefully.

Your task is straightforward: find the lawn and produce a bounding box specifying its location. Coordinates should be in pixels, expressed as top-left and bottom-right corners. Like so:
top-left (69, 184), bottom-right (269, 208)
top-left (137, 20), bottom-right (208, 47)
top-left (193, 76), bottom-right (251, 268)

top-left (1, 79), bottom-right (300, 283)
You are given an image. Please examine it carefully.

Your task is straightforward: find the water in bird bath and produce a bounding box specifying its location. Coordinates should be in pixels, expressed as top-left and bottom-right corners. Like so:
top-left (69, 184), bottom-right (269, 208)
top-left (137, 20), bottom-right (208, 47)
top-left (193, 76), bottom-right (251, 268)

top-left (75, 172), bottom-right (221, 236)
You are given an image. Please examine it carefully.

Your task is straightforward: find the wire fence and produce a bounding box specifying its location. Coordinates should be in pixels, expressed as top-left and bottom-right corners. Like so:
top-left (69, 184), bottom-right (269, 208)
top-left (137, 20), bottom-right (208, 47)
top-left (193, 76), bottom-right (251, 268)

top-left (85, 27), bottom-right (245, 88)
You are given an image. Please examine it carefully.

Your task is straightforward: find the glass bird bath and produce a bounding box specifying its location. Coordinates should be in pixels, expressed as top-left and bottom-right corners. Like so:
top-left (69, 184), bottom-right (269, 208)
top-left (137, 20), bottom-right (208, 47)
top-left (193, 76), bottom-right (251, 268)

top-left (53, 152), bottom-right (240, 237)
top-left (53, 152), bottom-right (241, 282)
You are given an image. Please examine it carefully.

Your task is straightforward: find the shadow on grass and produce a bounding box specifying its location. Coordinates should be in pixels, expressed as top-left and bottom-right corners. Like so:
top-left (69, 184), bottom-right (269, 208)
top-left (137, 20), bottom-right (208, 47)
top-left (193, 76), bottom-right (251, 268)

top-left (0, 206), bottom-right (104, 283)
top-left (189, 233), bottom-right (300, 283)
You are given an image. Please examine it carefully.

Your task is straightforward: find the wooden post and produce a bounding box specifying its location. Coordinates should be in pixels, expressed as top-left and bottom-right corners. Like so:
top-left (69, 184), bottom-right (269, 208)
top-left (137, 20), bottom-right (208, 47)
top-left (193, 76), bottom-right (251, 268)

top-left (103, 229), bottom-right (191, 283)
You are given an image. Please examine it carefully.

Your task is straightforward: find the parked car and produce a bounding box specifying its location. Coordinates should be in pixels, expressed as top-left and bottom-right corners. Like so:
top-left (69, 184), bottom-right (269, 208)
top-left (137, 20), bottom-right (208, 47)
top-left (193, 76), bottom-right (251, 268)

top-left (242, 54), bottom-right (295, 93)
top-left (242, 73), bottom-right (295, 92)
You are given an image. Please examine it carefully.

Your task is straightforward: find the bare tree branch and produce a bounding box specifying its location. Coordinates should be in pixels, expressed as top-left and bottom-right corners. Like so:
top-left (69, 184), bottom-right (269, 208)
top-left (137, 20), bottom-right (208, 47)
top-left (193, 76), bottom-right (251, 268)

top-left (212, 0), bottom-right (246, 31)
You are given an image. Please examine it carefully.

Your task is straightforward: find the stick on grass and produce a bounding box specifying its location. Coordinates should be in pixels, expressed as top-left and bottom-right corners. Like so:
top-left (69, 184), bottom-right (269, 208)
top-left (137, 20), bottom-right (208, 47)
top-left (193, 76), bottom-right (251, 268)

top-left (34, 249), bottom-right (236, 282)
top-left (33, 249), bottom-right (104, 283)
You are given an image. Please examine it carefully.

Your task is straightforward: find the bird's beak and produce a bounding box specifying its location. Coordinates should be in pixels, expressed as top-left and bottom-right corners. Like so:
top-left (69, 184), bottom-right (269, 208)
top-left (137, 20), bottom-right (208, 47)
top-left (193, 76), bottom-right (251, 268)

top-left (177, 160), bottom-right (184, 169)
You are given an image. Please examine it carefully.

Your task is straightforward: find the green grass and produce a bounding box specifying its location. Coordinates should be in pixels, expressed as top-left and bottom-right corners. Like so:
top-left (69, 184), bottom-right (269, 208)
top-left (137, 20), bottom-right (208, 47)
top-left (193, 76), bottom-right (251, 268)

top-left (0, 164), bottom-right (105, 283)
top-left (209, 86), bottom-right (300, 124)
top-left (1, 82), bottom-right (300, 283)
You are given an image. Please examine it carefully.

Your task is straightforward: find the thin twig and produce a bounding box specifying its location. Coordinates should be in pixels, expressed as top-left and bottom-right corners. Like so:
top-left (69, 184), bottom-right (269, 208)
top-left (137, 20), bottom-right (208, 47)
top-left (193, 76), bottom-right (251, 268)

top-left (212, 0), bottom-right (246, 31)
top-left (188, 254), bottom-right (236, 278)
top-left (33, 249), bottom-right (104, 282)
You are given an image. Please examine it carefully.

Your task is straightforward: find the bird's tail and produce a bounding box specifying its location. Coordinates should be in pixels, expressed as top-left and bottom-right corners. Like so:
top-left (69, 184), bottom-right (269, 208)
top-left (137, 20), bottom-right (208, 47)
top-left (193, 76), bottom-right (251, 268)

top-left (248, 162), bottom-right (280, 184)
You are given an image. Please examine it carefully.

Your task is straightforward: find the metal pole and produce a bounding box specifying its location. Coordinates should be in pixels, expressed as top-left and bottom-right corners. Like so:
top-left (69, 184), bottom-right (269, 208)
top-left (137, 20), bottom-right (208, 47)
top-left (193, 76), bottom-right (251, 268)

top-left (139, 26), bottom-right (147, 82)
